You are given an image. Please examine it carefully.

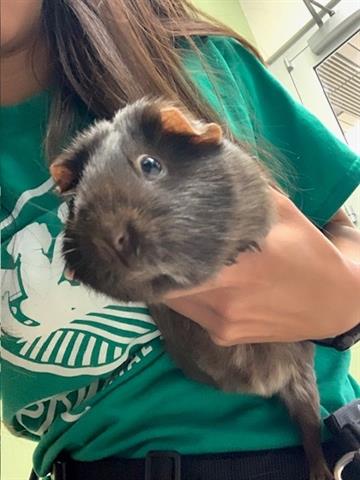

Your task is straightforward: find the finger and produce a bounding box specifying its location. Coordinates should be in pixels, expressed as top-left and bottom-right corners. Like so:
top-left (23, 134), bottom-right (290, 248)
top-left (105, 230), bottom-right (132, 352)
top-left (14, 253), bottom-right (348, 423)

top-left (163, 281), bottom-right (221, 300)
top-left (165, 299), bottom-right (263, 345)
top-left (165, 297), bottom-right (221, 331)
top-left (209, 332), bottom-right (307, 346)
top-left (209, 333), bottom-right (268, 346)
top-left (164, 251), bottom-right (272, 300)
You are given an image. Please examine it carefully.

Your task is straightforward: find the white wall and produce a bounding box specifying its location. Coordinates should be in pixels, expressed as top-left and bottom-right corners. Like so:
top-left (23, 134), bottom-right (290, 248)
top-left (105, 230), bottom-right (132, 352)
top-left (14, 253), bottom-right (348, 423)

top-left (238, 0), bottom-right (360, 61)
top-left (193, 0), bottom-right (258, 44)
top-left (239, 0), bottom-right (314, 59)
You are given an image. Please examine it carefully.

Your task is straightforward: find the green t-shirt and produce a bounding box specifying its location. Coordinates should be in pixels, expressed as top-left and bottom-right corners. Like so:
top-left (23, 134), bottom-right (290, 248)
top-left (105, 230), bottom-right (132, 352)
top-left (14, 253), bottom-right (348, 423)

top-left (1, 37), bottom-right (359, 477)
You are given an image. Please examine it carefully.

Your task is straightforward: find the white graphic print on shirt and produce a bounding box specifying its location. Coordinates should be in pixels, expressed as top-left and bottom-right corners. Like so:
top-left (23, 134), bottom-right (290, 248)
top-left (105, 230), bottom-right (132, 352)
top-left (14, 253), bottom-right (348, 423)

top-left (2, 199), bottom-right (160, 377)
top-left (2, 186), bottom-right (160, 436)
top-left (15, 343), bottom-right (154, 435)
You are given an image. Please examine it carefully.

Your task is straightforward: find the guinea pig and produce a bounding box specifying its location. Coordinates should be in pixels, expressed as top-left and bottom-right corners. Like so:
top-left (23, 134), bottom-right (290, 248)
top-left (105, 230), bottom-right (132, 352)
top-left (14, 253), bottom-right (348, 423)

top-left (50, 98), bottom-right (332, 480)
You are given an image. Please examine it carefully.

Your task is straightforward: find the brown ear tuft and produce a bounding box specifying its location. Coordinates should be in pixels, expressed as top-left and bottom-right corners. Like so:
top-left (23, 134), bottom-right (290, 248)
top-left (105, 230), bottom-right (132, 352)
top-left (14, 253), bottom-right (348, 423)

top-left (160, 107), bottom-right (200, 137)
top-left (159, 107), bottom-right (222, 146)
top-left (50, 156), bottom-right (76, 193)
top-left (192, 123), bottom-right (223, 145)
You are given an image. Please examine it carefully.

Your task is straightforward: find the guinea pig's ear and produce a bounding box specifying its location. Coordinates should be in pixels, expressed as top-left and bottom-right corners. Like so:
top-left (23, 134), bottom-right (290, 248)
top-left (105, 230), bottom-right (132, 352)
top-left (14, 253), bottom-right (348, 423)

top-left (160, 107), bottom-right (223, 145)
top-left (50, 121), bottom-right (109, 193)
top-left (50, 149), bottom-right (87, 193)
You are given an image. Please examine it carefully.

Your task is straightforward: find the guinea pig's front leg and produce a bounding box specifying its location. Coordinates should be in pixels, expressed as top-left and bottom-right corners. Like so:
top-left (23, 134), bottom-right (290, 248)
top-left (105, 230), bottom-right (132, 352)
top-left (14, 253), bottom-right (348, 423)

top-left (224, 240), bottom-right (262, 266)
top-left (279, 360), bottom-right (333, 480)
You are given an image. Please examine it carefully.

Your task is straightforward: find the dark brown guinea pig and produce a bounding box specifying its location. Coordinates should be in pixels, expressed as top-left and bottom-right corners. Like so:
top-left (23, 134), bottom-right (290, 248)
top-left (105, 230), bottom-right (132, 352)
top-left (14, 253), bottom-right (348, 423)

top-left (51, 98), bottom-right (273, 301)
top-left (50, 98), bottom-right (332, 480)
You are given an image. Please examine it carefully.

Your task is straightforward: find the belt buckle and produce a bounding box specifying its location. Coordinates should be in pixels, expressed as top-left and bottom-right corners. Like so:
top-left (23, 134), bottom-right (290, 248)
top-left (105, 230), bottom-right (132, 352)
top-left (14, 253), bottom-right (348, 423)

top-left (334, 449), bottom-right (360, 480)
top-left (145, 451), bottom-right (181, 480)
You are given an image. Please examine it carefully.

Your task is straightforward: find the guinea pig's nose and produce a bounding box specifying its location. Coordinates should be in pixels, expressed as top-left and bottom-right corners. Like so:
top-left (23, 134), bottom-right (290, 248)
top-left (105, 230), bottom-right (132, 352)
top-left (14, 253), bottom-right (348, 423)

top-left (112, 223), bottom-right (139, 261)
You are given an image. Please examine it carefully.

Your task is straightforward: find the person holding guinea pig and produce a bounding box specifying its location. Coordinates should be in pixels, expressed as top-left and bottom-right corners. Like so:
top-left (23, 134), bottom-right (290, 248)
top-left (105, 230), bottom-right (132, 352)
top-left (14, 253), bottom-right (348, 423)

top-left (1, 1), bottom-right (359, 480)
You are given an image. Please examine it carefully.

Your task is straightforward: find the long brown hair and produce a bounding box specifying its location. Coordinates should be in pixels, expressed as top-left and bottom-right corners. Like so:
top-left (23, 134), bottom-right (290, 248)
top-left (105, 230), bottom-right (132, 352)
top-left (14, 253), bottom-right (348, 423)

top-left (41, 0), bottom-right (262, 160)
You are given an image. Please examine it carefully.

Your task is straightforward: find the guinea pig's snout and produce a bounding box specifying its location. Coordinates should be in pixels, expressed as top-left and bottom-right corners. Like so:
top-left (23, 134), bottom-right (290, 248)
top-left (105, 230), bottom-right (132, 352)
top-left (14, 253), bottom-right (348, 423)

top-left (111, 222), bottom-right (140, 264)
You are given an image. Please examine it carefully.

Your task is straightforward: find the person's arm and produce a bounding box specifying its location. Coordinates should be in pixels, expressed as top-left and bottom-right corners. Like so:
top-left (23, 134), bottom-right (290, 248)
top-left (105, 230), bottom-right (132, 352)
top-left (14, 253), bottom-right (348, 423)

top-left (168, 37), bottom-right (360, 346)
top-left (165, 189), bottom-right (360, 346)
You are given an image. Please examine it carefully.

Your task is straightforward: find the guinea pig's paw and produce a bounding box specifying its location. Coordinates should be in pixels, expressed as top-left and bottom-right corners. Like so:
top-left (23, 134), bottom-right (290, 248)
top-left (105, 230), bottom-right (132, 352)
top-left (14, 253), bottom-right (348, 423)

top-left (224, 257), bottom-right (237, 266)
top-left (224, 240), bottom-right (262, 266)
top-left (237, 240), bottom-right (262, 254)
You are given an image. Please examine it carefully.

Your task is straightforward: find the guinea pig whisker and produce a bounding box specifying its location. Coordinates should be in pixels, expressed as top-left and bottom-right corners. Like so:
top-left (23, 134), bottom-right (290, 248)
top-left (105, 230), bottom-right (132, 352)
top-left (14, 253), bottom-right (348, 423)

top-left (62, 248), bottom-right (78, 256)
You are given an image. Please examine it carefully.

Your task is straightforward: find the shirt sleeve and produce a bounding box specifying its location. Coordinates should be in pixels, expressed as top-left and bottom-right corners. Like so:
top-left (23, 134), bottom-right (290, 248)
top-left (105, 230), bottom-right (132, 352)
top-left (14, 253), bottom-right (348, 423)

top-left (196, 36), bottom-right (360, 226)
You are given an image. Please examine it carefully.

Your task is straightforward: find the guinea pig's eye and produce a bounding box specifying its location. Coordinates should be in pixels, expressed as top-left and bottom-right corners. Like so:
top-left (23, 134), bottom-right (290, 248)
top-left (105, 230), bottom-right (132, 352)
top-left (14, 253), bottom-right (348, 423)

top-left (138, 155), bottom-right (163, 180)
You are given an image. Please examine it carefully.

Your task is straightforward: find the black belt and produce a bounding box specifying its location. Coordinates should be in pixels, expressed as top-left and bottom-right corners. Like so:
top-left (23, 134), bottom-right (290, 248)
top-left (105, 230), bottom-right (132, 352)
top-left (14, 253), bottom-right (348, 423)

top-left (29, 400), bottom-right (360, 480)
top-left (28, 442), bottom-right (356, 480)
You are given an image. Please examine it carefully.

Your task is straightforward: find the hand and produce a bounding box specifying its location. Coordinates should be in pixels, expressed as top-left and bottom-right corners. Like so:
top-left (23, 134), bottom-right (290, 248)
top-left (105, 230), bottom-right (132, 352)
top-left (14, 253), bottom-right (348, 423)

top-left (164, 189), bottom-right (360, 346)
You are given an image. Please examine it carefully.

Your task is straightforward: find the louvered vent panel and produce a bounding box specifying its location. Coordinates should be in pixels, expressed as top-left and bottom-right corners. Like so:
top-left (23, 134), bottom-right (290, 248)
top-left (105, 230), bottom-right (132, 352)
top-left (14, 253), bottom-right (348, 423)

top-left (316, 42), bottom-right (360, 120)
